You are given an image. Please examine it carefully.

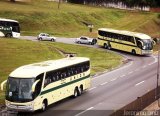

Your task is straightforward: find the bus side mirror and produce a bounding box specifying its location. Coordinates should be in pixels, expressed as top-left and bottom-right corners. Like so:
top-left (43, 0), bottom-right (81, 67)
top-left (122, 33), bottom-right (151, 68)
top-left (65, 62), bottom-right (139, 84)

top-left (1, 80), bottom-right (7, 91)
top-left (32, 80), bottom-right (40, 92)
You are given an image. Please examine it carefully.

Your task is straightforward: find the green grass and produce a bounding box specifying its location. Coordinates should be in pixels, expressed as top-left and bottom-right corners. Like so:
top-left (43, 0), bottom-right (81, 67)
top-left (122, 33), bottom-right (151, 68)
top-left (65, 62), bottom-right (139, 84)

top-left (0, 38), bottom-right (122, 104)
top-left (0, 0), bottom-right (159, 37)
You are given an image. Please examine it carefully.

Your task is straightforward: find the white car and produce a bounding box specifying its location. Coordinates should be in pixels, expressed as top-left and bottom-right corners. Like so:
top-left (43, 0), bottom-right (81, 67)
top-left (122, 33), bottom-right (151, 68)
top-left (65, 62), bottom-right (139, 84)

top-left (75, 36), bottom-right (97, 45)
top-left (37, 33), bottom-right (56, 42)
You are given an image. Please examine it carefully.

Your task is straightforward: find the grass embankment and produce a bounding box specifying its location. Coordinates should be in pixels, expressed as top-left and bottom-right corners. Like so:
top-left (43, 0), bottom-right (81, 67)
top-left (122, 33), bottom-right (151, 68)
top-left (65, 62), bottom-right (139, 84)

top-left (0, 0), bottom-right (159, 37)
top-left (0, 38), bottom-right (122, 104)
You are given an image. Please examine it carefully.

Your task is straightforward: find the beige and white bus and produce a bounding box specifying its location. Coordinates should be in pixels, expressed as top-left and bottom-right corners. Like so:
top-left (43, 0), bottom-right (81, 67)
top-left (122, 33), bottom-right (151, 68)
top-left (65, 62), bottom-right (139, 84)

top-left (97, 28), bottom-right (153, 55)
top-left (1, 57), bottom-right (91, 112)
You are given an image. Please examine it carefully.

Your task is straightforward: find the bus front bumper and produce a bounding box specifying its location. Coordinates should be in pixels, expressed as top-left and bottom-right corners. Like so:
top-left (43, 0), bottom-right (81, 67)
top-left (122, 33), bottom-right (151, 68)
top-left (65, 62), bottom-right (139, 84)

top-left (141, 50), bottom-right (153, 55)
top-left (6, 102), bottom-right (34, 112)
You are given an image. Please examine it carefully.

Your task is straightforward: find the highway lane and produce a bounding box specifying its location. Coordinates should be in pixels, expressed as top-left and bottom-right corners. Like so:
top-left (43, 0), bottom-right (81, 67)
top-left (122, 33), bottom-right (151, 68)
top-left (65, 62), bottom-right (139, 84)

top-left (3, 36), bottom-right (158, 116)
top-left (32, 54), bottom-right (157, 116)
top-left (20, 36), bottom-right (94, 47)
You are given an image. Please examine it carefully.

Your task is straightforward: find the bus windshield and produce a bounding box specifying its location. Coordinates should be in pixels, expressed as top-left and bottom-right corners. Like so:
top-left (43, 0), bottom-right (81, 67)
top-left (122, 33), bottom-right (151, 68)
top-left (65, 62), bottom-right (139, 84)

top-left (141, 39), bottom-right (153, 50)
top-left (6, 77), bottom-right (35, 102)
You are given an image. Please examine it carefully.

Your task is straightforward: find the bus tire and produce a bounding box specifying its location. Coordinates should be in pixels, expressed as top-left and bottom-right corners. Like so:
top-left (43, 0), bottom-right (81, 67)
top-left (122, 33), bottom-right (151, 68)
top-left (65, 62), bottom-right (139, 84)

top-left (78, 85), bottom-right (83, 96)
top-left (108, 44), bottom-right (111, 50)
top-left (104, 43), bottom-right (108, 49)
top-left (132, 49), bottom-right (136, 55)
top-left (73, 87), bottom-right (79, 98)
top-left (42, 100), bottom-right (48, 111)
top-left (5, 33), bottom-right (12, 38)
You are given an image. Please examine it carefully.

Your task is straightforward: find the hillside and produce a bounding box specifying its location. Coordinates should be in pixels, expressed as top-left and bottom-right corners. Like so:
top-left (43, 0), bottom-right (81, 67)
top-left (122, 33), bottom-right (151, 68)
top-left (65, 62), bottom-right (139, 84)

top-left (0, 38), bottom-right (122, 103)
top-left (0, 0), bottom-right (159, 37)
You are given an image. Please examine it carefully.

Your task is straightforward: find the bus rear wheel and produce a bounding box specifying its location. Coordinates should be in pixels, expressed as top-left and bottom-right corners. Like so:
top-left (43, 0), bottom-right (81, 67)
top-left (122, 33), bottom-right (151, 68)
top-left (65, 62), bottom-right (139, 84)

top-left (108, 44), bottom-right (111, 50)
top-left (104, 43), bottom-right (108, 49)
top-left (73, 87), bottom-right (79, 98)
top-left (78, 85), bottom-right (83, 96)
top-left (42, 100), bottom-right (48, 111)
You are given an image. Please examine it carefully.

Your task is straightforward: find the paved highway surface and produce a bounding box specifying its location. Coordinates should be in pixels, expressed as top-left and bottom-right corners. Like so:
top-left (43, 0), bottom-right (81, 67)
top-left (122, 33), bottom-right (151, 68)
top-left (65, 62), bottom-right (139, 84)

top-left (1, 36), bottom-right (159, 116)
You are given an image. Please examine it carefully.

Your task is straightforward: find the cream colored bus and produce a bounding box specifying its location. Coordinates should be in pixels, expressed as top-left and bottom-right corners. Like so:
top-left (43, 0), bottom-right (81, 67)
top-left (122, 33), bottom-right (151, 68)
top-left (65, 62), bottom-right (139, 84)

top-left (1, 57), bottom-right (91, 112)
top-left (97, 28), bottom-right (153, 55)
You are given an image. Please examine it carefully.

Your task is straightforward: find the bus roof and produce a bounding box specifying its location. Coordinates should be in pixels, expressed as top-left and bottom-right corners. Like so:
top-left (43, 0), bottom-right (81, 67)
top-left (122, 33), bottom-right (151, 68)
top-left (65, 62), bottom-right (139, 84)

top-left (0, 18), bottom-right (18, 23)
top-left (9, 57), bottom-right (90, 78)
top-left (98, 28), bottom-right (151, 40)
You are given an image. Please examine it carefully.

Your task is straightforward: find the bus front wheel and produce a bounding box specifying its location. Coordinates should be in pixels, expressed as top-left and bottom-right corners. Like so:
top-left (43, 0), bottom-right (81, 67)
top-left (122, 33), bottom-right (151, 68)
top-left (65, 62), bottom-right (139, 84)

top-left (132, 49), bottom-right (136, 55)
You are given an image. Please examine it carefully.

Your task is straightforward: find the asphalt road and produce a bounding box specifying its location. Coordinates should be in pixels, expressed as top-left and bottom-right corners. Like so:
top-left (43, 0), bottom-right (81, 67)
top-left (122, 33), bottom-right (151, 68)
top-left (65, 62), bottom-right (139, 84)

top-left (1, 36), bottom-right (159, 116)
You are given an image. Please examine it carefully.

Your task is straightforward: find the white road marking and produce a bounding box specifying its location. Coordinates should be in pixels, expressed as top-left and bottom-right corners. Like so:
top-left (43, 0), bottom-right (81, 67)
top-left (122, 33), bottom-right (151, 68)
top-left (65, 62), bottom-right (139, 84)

top-left (135, 69), bottom-right (139, 72)
top-left (92, 60), bottom-right (133, 80)
top-left (110, 78), bottom-right (117, 82)
top-left (100, 82), bottom-right (108, 86)
top-left (75, 107), bottom-right (94, 116)
top-left (128, 71), bottom-right (133, 74)
top-left (120, 75), bottom-right (126, 78)
top-left (142, 65), bottom-right (147, 68)
top-left (98, 102), bottom-right (102, 105)
top-left (147, 55), bottom-right (158, 66)
top-left (135, 81), bottom-right (145, 86)
top-left (92, 76), bottom-right (99, 80)
top-left (148, 63), bottom-right (154, 66)
top-left (88, 87), bottom-right (97, 91)
top-left (153, 55), bottom-right (158, 62)
top-left (148, 55), bottom-right (158, 66)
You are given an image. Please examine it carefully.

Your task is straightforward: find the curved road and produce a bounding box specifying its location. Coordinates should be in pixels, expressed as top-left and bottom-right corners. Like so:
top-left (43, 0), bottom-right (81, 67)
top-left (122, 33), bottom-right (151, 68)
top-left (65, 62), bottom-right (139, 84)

top-left (2, 36), bottom-right (159, 116)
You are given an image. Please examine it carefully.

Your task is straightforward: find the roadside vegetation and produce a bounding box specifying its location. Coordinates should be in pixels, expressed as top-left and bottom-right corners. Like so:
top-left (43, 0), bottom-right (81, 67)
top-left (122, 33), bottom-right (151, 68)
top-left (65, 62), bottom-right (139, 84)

top-left (0, 38), bottom-right (122, 104)
top-left (0, 0), bottom-right (159, 38)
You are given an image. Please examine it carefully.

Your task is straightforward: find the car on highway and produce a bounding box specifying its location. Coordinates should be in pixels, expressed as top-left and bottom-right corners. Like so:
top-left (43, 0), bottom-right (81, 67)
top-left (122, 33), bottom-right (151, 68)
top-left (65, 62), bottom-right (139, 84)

top-left (37, 33), bottom-right (56, 42)
top-left (75, 36), bottom-right (97, 45)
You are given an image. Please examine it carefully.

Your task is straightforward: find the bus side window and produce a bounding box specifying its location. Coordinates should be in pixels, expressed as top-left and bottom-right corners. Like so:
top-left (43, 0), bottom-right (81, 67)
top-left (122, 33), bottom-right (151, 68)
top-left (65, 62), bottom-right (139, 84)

top-left (44, 72), bottom-right (52, 87)
top-left (131, 36), bottom-right (135, 44)
top-left (0, 21), bottom-right (2, 26)
top-left (51, 71), bottom-right (56, 82)
top-left (118, 34), bottom-right (123, 40)
top-left (77, 64), bottom-right (81, 74)
top-left (56, 72), bottom-right (60, 81)
top-left (106, 32), bottom-right (109, 38)
top-left (99, 30), bottom-right (105, 37)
